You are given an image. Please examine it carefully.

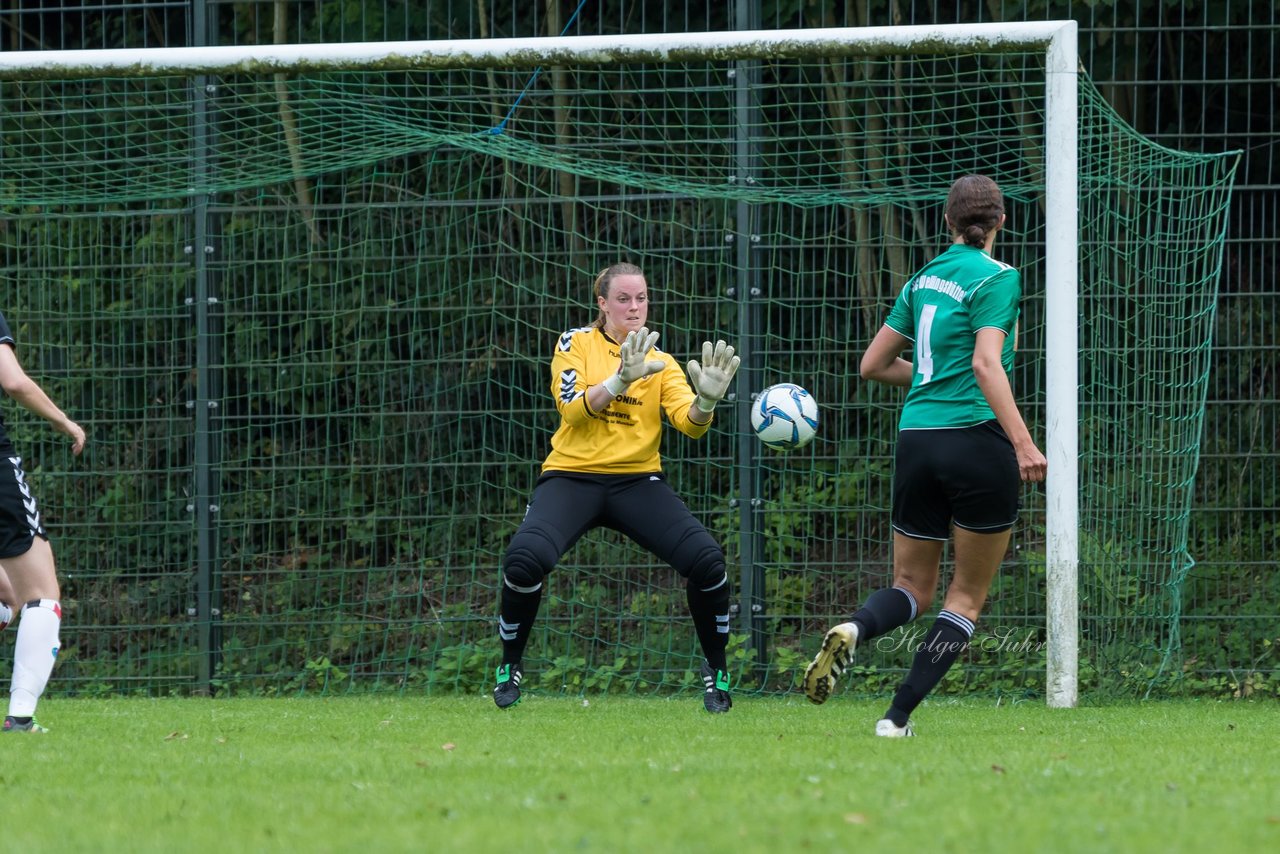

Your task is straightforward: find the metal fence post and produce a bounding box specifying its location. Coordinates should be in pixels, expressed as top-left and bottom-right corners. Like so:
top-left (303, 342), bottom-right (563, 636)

top-left (732, 0), bottom-right (767, 682)
top-left (191, 0), bottom-right (222, 695)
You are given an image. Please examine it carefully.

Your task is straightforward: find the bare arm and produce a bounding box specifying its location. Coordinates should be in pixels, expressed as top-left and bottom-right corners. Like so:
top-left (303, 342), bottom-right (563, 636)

top-left (0, 345), bottom-right (86, 455)
top-left (859, 326), bottom-right (914, 388)
top-left (972, 328), bottom-right (1045, 482)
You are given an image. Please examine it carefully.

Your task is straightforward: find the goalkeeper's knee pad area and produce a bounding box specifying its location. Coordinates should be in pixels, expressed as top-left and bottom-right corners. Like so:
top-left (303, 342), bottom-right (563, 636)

top-left (684, 546), bottom-right (727, 591)
top-left (501, 552), bottom-right (547, 591)
top-left (502, 525), bottom-right (563, 590)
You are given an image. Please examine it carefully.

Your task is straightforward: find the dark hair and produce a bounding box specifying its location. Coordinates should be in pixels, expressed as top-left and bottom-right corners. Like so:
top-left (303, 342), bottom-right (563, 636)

top-left (945, 175), bottom-right (1005, 248)
top-left (592, 262), bottom-right (645, 328)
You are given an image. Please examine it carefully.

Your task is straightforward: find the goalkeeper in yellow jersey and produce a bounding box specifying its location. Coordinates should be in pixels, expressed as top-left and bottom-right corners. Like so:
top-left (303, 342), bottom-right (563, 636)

top-left (493, 262), bottom-right (741, 712)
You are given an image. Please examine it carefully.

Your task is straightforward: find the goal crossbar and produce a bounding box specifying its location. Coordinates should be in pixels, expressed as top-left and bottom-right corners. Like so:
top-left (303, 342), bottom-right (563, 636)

top-left (0, 22), bottom-right (1076, 78)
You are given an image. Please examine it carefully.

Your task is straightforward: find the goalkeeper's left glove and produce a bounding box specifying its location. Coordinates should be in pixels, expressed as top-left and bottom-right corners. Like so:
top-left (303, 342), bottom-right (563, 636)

top-left (686, 339), bottom-right (741, 415)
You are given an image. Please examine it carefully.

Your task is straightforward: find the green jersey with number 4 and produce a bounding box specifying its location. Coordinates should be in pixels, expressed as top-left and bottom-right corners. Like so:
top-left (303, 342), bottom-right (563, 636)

top-left (884, 243), bottom-right (1021, 429)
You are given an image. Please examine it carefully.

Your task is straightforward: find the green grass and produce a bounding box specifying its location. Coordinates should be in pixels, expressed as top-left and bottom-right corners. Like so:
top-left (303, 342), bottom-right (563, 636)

top-left (3, 695), bottom-right (1277, 852)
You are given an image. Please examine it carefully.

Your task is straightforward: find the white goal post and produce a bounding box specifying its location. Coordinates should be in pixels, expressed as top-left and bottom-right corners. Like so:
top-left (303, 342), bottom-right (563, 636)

top-left (0, 22), bottom-right (1080, 707)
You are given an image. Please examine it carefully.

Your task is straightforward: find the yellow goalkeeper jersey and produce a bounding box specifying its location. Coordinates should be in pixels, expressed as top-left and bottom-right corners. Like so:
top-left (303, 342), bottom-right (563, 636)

top-left (542, 326), bottom-right (711, 474)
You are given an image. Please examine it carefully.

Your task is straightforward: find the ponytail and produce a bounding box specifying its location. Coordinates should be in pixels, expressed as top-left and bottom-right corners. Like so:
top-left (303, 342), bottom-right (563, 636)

top-left (945, 175), bottom-right (1004, 248)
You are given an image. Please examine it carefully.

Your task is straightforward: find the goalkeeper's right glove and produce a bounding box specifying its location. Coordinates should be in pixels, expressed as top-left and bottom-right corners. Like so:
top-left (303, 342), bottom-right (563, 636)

top-left (604, 327), bottom-right (664, 395)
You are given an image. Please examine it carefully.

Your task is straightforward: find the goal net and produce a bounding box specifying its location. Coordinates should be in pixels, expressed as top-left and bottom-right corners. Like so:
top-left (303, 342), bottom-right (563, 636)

top-left (0, 26), bottom-right (1238, 701)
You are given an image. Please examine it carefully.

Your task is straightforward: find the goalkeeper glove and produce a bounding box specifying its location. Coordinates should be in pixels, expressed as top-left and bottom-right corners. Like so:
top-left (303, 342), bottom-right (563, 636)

top-left (603, 327), bottom-right (665, 395)
top-left (687, 339), bottom-right (741, 414)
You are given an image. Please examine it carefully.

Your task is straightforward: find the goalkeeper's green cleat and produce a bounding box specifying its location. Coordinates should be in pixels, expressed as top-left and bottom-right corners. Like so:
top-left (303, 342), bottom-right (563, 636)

top-left (3, 716), bottom-right (48, 733)
top-left (802, 622), bottom-right (859, 705)
top-left (493, 663), bottom-right (523, 709)
top-left (700, 661), bottom-right (732, 713)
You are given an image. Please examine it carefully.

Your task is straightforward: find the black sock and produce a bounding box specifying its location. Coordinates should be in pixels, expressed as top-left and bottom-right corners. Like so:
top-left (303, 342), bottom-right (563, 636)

top-left (687, 575), bottom-right (731, 673)
top-left (885, 610), bottom-right (974, 727)
top-left (850, 586), bottom-right (918, 643)
top-left (499, 580), bottom-right (543, 666)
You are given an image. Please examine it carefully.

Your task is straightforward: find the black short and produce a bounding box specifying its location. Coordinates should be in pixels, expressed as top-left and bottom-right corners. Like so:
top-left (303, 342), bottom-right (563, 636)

top-left (891, 421), bottom-right (1020, 540)
top-left (510, 471), bottom-right (719, 579)
top-left (0, 454), bottom-right (47, 558)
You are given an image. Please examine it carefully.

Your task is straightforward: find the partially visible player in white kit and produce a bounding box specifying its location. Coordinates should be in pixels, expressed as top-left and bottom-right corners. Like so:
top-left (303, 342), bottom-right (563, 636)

top-left (0, 310), bottom-right (86, 733)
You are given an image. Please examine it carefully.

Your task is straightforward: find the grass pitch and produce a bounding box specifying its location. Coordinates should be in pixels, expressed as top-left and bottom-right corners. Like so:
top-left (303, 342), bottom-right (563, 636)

top-left (2, 695), bottom-right (1276, 852)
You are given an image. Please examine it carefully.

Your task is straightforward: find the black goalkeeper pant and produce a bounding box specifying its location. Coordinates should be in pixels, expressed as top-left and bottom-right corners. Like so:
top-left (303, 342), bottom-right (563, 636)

top-left (498, 471), bottom-right (731, 669)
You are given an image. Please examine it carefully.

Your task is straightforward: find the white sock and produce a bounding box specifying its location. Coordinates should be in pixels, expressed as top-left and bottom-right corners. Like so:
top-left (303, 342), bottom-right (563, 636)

top-left (9, 599), bottom-right (61, 718)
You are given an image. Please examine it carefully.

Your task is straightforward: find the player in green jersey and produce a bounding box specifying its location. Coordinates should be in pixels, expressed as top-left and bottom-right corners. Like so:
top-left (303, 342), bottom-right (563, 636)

top-left (803, 175), bottom-right (1047, 735)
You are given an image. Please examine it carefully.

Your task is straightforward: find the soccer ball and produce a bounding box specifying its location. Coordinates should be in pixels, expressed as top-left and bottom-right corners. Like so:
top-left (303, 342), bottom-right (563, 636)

top-left (0, 601), bottom-right (11, 632)
top-left (751, 383), bottom-right (819, 451)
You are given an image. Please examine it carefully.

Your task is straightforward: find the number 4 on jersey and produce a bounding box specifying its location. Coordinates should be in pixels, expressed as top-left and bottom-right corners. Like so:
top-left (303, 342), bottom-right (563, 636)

top-left (916, 303), bottom-right (938, 384)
